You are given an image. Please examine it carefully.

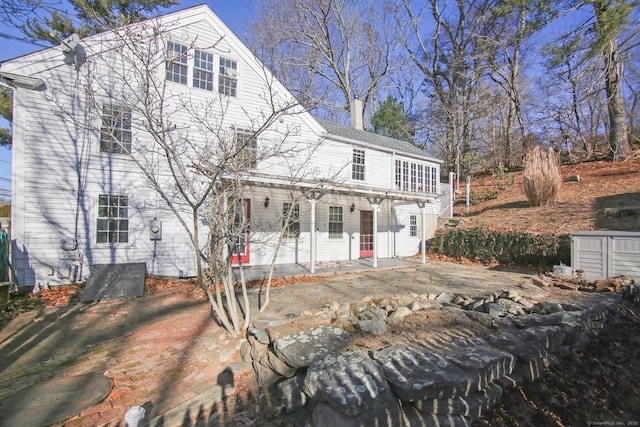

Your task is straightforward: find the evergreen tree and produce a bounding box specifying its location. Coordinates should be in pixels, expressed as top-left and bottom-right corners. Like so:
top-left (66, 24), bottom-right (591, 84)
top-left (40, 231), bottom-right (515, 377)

top-left (371, 96), bottom-right (414, 142)
top-left (0, 88), bottom-right (12, 147)
top-left (22, 0), bottom-right (179, 43)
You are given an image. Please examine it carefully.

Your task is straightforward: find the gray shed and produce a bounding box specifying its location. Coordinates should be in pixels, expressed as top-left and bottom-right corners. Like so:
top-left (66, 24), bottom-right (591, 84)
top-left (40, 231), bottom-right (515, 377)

top-left (571, 231), bottom-right (640, 281)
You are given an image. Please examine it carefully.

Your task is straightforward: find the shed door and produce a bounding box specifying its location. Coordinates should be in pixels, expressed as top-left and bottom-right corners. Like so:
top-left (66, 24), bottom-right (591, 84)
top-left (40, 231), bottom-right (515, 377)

top-left (360, 210), bottom-right (373, 257)
top-left (611, 237), bottom-right (640, 279)
top-left (572, 236), bottom-right (607, 280)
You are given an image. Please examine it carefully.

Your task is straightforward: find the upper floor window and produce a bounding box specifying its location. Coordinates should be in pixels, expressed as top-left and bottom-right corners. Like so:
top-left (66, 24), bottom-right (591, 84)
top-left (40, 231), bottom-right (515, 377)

top-left (100, 104), bottom-right (131, 154)
top-left (283, 202), bottom-right (300, 238)
top-left (410, 163), bottom-right (417, 192)
top-left (193, 49), bottom-right (214, 91)
top-left (219, 57), bottom-right (238, 97)
top-left (97, 194), bottom-right (128, 244)
top-left (328, 206), bottom-right (343, 239)
top-left (395, 159), bottom-right (438, 194)
top-left (166, 41), bottom-right (188, 85)
top-left (429, 165), bottom-right (438, 193)
top-left (402, 161), bottom-right (409, 191)
top-left (236, 128), bottom-right (257, 169)
top-left (352, 148), bottom-right (365, 180)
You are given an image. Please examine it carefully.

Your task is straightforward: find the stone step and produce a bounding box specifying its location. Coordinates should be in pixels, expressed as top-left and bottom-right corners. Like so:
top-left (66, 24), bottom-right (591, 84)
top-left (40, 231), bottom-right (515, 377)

top-left (371, 345), bottom-right (475, 401)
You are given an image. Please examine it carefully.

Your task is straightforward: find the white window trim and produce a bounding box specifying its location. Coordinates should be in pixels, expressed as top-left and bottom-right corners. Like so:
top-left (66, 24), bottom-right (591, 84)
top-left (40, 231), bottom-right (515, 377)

top-left (95, 193), bottom-right (130, 246)
top-left (352, 148), bottom-right (366, 181)
top-left (328, 205), bottom-right (344, 239)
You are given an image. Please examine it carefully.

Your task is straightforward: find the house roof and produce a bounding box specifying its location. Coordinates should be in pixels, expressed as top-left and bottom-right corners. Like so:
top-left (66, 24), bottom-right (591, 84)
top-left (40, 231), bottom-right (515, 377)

top-left (316, 119), bottom-right (441, 163)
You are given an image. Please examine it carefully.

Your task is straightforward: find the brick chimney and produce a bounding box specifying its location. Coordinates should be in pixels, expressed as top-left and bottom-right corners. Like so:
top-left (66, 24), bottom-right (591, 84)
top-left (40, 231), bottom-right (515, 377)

top-left (350, 96), bottom-right (364, 131)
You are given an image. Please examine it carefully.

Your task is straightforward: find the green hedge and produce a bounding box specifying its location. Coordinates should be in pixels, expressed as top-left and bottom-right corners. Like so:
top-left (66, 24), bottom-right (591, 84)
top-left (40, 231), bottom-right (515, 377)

top-left (429, 227), bottom-right (570, 268)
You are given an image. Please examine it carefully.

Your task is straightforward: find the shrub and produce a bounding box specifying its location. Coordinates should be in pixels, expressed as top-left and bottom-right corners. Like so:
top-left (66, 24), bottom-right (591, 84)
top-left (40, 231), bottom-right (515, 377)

top-left (523, 146), bottom-right (561, 206)
top-left (429, 227), bottom-right (570, 268)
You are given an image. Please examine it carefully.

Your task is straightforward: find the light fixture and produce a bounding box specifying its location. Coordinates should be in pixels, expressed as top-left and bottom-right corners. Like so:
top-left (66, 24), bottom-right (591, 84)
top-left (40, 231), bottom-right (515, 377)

top-left (350, 203), bottom-right (356, 212)
top-left (264, 196), bottom-right (270, 208)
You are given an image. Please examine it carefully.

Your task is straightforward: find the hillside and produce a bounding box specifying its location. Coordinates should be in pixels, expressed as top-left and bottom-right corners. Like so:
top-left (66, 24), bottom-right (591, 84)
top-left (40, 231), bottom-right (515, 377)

top-left (456, 159), bottom-right (640, 233)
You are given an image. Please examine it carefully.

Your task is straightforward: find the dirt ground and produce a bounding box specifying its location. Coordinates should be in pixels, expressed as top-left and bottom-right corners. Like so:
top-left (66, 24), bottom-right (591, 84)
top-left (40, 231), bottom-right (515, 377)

top-left (460, 159), bottom-right (640, 233)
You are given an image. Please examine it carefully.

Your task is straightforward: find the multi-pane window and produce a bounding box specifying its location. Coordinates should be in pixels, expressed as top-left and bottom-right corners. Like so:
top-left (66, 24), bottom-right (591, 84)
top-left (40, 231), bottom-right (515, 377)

top-left (395, 160), bottom-right (438, 194)
top-left (352, 149), bottom-right (365, 180)
top-left (236, 128), bottom-right (257, 168)
top-left (97, 194), bottom-right (128, 244)
top-left (430, 166), bottom-right (438, 193)
top-left (219, 57), bottom-right (238, 96)
top-left (100, 104), bottom-right (131, 154)
top-left (409, 215), bottom-right (417, 237)
top-left (410, 163), bottom-right (417, 192)
top-left (283, 202), bottom-right (300, 238)
top-left (193, 49), bottom-right (214, 91)
top-left (166, 41), bottom-right (188, 85)
top-left (402, 161), bottom-right (409, 191)
top-left (328, 206), bottom-right (343, 239)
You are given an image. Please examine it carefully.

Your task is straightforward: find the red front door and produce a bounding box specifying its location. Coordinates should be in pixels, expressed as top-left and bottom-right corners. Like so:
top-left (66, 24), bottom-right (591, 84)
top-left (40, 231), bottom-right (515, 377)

top-left (360, 210), bottom-right (373, 257)
top-left (232, 199), bottom-right (250, 264)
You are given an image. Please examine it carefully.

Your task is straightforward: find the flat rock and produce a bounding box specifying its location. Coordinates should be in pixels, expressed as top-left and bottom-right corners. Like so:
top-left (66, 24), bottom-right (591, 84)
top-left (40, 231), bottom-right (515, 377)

top-left (438, 337), bottom-right (515, 391)
top-left (436, 293), bottom-right (455, 304)
top-left (357, 305), bottom-right (388, 321)
top-left (357, 319), bottom-right (388, 335)
top-left (303, 350), bottom-right (393, 418)
top-left (495, 298), bottom-right (525, 316)
top-left (371, 345), bottom-right (475, 401)
top-left (390, 306), bottom-right (413, 321)
top-left (486, 328), bottom-right (548, 361)
top-left (272, 326), bottom-right (351, 368)
top-left (533, 301), bottom-right (564, 314)
top-left (522, 325), bottom-right (566, 354)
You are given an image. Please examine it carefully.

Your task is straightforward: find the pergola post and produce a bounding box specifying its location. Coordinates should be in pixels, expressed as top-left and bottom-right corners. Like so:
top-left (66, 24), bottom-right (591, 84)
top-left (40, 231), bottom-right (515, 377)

top-left (372, 203), bottom-right (380, 268)
top-left (308, 199), bottom-right (317, 274)
top-left (417, 201), bottom-right (427, 265)
top-left (367, 197), bottom-right (383, 268)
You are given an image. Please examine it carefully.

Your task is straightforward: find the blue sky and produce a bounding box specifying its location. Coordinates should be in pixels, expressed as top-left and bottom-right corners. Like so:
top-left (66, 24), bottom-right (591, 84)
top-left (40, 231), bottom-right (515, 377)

top-left (0, 1), bottom-right (255, 202)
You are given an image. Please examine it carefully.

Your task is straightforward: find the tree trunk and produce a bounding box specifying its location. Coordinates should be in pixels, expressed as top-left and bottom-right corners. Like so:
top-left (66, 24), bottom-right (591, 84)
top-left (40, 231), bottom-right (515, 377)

top-left (603, 39), bottom-right (630, 160)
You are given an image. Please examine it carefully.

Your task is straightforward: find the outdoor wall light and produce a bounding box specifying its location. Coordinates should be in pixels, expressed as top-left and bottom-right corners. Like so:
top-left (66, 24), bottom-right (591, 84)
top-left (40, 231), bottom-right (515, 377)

top-left (350, 203), bottom-right (356, 212)
top-left (264, 196), bottom-right (270, 208)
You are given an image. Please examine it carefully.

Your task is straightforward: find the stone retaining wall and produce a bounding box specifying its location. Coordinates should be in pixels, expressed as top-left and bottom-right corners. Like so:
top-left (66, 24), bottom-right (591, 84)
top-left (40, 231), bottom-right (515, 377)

top-left (241, 280), bottom-right (639, 427)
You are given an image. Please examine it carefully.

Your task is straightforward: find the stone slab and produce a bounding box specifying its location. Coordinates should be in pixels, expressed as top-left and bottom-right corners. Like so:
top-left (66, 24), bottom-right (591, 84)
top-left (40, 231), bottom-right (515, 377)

top-left (372, 345), bottom-right (475, 401)
top-left (303, 350), bottom-right (392, 418)
top-left (0, 374), bottom-right (113, 427)
top-left (272, 326), bottom-right (351, 368)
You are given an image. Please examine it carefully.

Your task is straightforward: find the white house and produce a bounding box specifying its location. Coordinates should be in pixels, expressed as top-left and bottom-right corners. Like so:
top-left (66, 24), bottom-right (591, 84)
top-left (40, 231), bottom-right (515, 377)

top-left (0, 5), bottom-right (444, 288)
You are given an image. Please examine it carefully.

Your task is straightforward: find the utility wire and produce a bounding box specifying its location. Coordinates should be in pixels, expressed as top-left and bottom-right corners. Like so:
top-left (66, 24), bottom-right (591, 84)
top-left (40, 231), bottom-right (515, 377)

top-left (0, 31), bottom-right (50, 48)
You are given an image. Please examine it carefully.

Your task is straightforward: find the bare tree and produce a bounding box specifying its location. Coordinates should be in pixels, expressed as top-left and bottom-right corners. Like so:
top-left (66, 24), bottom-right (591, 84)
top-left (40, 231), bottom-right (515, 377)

top-left (247, 0), bottom-right (401, 122)
top-left (547, 0), bottom-right (636, 160)
top-left (47, 17), bottom-right (317, 336)
top-left (480, 0), bottom-right (553, 167)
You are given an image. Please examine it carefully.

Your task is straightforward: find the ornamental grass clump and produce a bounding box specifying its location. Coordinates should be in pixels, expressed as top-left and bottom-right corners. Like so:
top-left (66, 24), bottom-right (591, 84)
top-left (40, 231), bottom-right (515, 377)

top-left (523, 146), bottom-right (561, 206)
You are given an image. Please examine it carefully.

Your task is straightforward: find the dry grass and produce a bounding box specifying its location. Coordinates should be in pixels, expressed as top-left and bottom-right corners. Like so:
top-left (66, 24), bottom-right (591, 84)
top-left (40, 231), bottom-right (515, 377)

top-left (523, 146), bottom-right (562, 206)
